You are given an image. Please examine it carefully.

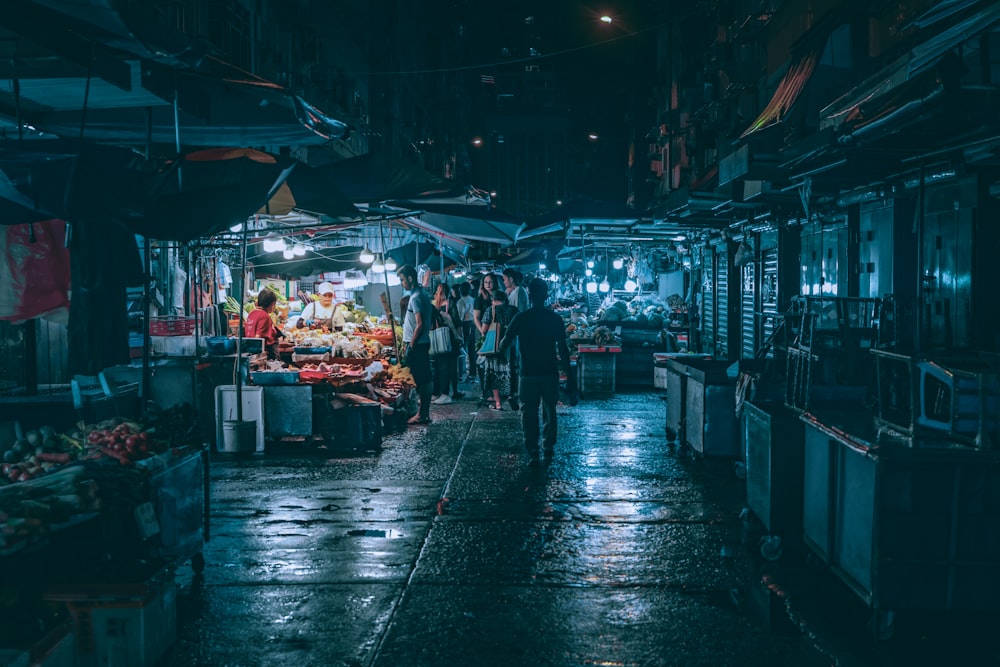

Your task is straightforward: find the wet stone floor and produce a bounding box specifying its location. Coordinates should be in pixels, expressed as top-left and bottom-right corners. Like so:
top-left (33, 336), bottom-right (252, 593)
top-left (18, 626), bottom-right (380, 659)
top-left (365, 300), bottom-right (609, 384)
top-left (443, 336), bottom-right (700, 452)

top-left (167, 387), bottom-right (1000, 667)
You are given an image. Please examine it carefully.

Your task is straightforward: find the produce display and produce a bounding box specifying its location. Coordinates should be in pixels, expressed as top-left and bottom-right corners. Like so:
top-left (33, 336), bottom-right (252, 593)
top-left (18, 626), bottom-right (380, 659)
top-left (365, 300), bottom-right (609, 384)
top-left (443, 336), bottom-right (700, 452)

top-left (0, 465), bottom-right (100, 553)
top-left (0, 411), bottom-right (201, 556)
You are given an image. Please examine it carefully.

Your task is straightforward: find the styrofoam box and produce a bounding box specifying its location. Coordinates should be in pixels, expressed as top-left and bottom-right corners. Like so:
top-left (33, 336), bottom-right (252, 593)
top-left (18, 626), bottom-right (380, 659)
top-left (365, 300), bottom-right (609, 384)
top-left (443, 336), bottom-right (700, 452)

top-left (151, 335), bottom-right (197, 356)
top-left (58, 577), bottom-right (176, 667)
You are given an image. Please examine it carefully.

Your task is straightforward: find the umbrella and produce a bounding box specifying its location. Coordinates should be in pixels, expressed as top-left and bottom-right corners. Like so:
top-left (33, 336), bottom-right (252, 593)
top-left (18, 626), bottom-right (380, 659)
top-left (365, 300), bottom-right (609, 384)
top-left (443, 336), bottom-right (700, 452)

top-left (385, 241), bottom-right (458, 272)
top-left (310, 152), bottom-right (453, 203)
top-left (0, 141), bottom-right (293, 241)
top-left (96, 147), bottom-right (294, 241)
top-left (391, 202), bottom-right (524, 246)
top-left (261, 162), bottom-right (362, 219)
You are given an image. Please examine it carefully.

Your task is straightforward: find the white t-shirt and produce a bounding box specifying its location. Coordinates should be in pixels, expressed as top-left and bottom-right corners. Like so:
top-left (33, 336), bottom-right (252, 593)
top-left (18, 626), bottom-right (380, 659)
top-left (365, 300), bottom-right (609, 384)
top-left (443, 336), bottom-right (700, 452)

top-left (456, 295), bottom-right (475, 322)
top-left (300, 301), bottom-right (346, 328)
top-left (507, 286), bottom-right (528, 312)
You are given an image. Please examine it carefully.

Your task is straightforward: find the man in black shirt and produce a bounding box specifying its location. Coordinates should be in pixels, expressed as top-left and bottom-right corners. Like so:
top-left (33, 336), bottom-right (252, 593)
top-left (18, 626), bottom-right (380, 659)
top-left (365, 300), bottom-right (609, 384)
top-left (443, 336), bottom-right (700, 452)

top-left (499, 278), bottom-right (577, 466)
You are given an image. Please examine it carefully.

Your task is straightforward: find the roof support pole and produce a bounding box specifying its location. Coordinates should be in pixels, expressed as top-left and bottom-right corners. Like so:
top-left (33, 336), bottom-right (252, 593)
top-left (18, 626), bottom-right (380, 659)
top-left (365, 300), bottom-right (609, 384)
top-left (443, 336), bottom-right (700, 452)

top-left (378, 220), bottom-right (401, 361)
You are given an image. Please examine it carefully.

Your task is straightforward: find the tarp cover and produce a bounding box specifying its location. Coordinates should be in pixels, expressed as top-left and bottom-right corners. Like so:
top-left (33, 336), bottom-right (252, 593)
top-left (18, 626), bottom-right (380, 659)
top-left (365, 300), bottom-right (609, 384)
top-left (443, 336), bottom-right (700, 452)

top-left (0, 141), bottom-right (292, 241)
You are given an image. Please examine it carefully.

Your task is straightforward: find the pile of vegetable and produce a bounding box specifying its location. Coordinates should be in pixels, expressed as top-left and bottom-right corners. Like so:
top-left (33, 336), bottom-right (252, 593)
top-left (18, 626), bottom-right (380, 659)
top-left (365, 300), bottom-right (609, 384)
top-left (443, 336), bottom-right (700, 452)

top-left (0, 465), bottom-right (100, 553)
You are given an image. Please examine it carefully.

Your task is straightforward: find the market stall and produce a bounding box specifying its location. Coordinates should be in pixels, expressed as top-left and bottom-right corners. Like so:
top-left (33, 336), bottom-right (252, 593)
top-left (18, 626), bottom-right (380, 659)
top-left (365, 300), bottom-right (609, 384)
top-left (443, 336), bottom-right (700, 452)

top-left (0, 412), bottom-right (208, 665)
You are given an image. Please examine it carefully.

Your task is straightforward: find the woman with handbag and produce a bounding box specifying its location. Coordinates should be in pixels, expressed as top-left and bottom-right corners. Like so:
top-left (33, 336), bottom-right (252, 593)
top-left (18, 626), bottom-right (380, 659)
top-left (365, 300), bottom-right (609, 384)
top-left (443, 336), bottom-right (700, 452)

top-left (473, 273), bottom-right (500, 403)
top-left (478, 289), bottom-right (518, 410)
top-left (430, 282), bottom-right (464, 404)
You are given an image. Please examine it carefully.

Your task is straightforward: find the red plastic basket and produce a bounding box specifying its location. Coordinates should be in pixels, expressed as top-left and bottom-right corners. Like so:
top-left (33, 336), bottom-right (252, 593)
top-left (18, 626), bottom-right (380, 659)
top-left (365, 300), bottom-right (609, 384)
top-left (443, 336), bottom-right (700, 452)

top-left (149, 316), bottom-right (196, 336)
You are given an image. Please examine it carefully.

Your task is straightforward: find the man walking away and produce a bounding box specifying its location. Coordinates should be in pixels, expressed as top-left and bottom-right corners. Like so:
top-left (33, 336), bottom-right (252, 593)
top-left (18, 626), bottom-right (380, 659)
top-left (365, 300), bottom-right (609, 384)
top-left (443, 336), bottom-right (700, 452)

top-left (499, 278), bottom-right (577, 466)
top-left (397, 264), bottom-right (433, 425)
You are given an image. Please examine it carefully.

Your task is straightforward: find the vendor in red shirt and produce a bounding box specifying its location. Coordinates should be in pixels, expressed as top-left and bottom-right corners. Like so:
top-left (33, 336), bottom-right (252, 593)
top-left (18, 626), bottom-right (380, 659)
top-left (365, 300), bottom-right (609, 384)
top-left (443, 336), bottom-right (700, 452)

top-left (245, 287), bottom-right (282, 358)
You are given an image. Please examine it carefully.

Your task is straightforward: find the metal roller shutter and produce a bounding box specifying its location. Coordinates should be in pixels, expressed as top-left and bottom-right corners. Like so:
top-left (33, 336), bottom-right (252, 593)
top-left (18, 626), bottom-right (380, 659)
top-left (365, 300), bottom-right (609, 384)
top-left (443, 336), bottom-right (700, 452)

top-left (761, 247), bottom-right (779, 358)
top-left (702, 247), bottom-right (715, 353)
top-left (716, 248), bottom-right (729, 358)
top-left (741, 261), bottom-right (756, 359)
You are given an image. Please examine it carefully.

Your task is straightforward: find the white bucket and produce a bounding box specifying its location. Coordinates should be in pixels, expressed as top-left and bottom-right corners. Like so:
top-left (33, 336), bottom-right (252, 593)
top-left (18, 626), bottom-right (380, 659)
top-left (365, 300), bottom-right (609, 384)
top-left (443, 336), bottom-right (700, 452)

top-left (221, 420), bottom-right (257, 453)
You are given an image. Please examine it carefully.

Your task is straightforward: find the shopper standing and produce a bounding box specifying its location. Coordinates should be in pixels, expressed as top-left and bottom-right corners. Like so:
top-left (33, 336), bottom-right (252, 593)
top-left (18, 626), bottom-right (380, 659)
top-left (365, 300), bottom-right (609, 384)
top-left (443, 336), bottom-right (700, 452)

top-left (499, 278), bottom-right (576, 466)
top-left (455, 282), bottom-right (476, 381)
top-left (502, 268), bottom-right (529, 313)
top-left (430, 282), bottom-right (463, 404)
top-left (479, 289), bottom-right (518, 412)
top-left (473, 273), bottom-right (500, 405)
top-left (501, 267), bottom-right (529, 409)
top-left (397, 264), bottom-right (433, 425)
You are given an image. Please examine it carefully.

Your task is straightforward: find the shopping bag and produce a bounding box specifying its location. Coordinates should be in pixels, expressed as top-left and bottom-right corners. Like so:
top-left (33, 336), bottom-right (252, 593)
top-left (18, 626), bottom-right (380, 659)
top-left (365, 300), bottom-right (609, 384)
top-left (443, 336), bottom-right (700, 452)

top-left (429, 325), bottom-right (452, 355)
top-left (479, 321), bottom-right (502, 355)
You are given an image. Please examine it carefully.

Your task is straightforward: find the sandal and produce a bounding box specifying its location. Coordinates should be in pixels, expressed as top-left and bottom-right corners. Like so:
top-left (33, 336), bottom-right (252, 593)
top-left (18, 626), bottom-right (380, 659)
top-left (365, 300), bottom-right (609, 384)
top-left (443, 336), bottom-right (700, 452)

top-left (489, 403), bottom-right (503, 411)
top-left (408, 416), bottom-right (432, 425)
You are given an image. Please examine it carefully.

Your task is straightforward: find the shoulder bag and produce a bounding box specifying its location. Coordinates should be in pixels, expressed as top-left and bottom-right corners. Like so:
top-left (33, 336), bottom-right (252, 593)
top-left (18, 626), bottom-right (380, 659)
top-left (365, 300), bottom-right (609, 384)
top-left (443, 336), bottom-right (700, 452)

top-left (429, 308), bottom-right (453, 355)
top-left (478, 305), bottom-right (502, 355)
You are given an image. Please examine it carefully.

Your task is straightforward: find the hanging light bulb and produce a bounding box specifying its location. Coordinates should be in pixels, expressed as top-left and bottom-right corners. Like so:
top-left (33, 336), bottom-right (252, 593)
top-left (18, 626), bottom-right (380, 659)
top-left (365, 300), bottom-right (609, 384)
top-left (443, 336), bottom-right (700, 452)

top-left (229, 223), bottom-right (243, 233)
top-left (384, 256), bottom-right (398, 272)
top-left (293, 243), bottom-right (306, 257)
top-left (372, 256), bottom-right (385, 273)
top-left (624, 279), bottom-right (638, 292)
top-left (282, 248), bottom-right (295, 260)
top-left (585, 268), bottom-right (593, 277)
top-left (612, 258), bottom-right (624, 270)
top-left (587, 260), bottom-right (595, 269)
top-left (262, 233), bottom-right (282, 252)
top-left (586, 281), bottom-right (598, 294)
top-left (599, 278), bottom-right (610, 293)
top-left (359, 246), bottom-right (375, 264)
top-left (538, 262), bottom-right (547, 271)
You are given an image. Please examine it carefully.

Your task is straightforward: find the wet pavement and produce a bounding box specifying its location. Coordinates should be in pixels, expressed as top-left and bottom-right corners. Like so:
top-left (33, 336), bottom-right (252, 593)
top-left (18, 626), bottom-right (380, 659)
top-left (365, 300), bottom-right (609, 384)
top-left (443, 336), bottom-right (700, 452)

top-left (166, 387), bottom-right (1000, 667)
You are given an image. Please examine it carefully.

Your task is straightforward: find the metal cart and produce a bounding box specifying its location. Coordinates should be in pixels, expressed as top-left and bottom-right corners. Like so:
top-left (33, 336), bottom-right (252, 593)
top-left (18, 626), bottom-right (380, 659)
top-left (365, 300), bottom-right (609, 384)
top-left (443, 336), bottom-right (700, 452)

top-left (147, 447), bottom-right (209, 573)
top-left (742, 400), bottom-right (805, 560)
top-left (800, 412), bottom-right (1000, 639)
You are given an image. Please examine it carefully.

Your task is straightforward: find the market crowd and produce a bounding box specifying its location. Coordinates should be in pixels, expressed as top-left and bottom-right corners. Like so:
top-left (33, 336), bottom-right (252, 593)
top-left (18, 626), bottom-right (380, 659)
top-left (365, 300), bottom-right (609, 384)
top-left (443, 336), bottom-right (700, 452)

top-left (397, 265), bottom-right (576, 466)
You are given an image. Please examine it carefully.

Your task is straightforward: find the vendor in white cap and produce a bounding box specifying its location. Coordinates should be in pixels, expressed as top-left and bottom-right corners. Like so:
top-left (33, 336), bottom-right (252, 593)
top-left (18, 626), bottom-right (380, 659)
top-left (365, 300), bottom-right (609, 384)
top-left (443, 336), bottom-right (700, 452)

top-left (296, 281), bottom-right (346, 331)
